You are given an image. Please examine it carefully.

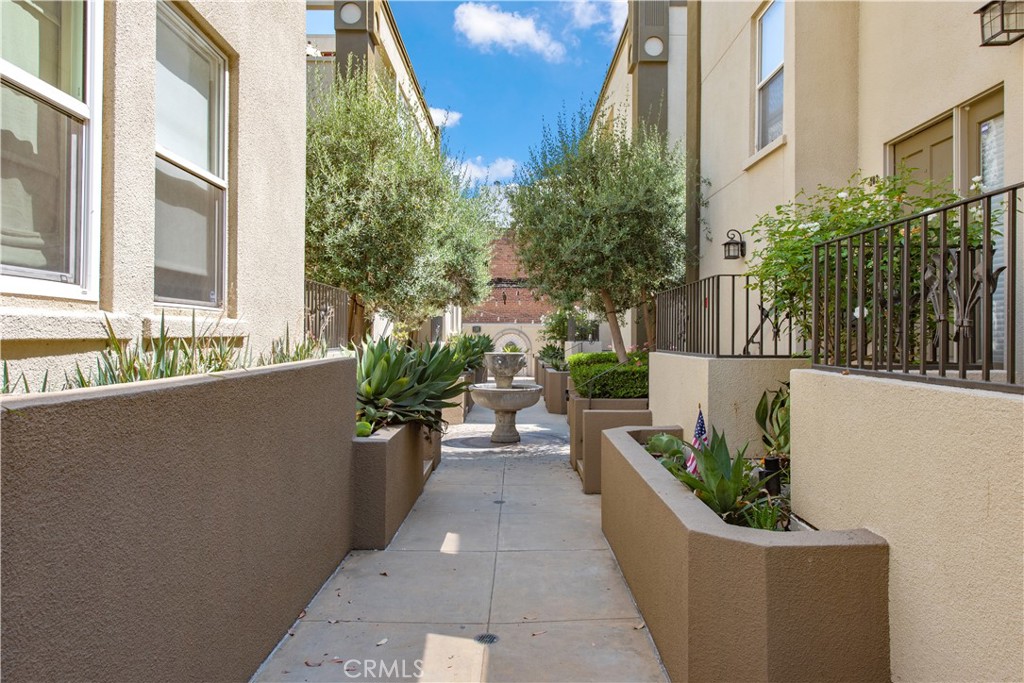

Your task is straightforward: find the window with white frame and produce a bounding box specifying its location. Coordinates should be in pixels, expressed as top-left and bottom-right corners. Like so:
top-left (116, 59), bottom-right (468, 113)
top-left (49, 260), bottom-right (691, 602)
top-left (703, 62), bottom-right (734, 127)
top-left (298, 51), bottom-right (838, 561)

top-left (1, 0), bottom-right (101, 297)
top-left (756, 0), bottom-right (784, 150)
top-left (155, 2), bottom-right (227, 308)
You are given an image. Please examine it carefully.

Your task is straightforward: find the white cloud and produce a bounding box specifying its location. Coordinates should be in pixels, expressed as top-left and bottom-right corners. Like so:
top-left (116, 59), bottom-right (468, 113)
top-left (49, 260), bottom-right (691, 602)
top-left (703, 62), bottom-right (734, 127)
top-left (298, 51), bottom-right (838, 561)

top-left (429, 107), bottom-right (463, 128)
top-left (454, 3), bottom-right (566, 63)
top-left (563, 0), bottom-right (627, 43)
top-left (460, 156), bottom-right (517, 183)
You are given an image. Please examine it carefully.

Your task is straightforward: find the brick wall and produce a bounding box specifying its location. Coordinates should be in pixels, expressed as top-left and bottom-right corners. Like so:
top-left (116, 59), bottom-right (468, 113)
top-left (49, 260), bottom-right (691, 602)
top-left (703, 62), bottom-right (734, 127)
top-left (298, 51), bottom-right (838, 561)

top-left (465, 236), bottom-right (556, 324)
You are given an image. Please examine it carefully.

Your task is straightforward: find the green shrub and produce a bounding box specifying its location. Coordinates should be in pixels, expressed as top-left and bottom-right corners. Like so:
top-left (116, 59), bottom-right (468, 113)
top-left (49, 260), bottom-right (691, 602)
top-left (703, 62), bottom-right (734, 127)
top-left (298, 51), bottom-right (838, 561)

top-left (569, 362), bottom-right (647, 399)
top-left (567, 350), bottom-right (649, 370)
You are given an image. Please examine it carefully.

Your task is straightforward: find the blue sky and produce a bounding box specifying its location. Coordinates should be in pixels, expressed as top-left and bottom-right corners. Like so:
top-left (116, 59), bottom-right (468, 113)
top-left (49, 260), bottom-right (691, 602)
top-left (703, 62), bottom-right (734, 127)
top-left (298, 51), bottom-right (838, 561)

top-left (307, 1), bottom-right (626, 184)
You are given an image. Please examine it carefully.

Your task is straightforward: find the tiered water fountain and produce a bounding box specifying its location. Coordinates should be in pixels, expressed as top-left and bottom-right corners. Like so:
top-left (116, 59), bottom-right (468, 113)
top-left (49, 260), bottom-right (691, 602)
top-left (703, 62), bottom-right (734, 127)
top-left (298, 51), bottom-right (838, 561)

top-left (469, 352), bottom-right (542, 443)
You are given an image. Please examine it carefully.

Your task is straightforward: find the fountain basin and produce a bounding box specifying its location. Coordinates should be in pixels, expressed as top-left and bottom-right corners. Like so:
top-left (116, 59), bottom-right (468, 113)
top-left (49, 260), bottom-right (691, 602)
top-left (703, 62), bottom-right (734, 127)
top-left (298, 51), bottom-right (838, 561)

top-left (469, 382), bottom-right (542, 443)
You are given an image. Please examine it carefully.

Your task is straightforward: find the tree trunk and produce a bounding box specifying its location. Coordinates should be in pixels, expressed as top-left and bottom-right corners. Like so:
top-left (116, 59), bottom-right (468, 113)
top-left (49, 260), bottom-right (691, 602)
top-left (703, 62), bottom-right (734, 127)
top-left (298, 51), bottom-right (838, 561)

top-left (641, 295), bottom-right (656, 350)
top-left (599, 289), bottom-right (628, 363)
top-left (349, 295), bottom-right (366, 343)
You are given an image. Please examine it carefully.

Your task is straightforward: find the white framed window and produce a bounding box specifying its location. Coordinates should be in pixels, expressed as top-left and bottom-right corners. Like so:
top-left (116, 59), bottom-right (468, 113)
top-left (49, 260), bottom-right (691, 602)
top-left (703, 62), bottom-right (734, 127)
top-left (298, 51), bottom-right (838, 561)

top-left (755, 0), bottom-right (784, 150)
top-left (155, 2), bottom-right (227, 308)
top-left (1, 0), bottom-right (102, 300)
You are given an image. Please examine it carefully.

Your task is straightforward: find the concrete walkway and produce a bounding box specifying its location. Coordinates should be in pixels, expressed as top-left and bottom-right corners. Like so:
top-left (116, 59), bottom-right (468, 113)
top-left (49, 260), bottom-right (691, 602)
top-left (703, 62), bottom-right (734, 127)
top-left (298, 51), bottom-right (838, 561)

top-left (253, 394), bottom-right (666, 683)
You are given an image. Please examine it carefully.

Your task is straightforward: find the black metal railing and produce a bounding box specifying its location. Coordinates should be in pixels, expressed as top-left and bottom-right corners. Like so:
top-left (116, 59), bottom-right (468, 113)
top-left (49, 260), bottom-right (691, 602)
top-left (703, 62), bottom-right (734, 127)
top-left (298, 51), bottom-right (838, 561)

top-left (655, 275), bottom-right (807, 357)
top-left (812, 182), bottom-right (1021, 393)
top-left (304, 279), bottom-right (349, 349)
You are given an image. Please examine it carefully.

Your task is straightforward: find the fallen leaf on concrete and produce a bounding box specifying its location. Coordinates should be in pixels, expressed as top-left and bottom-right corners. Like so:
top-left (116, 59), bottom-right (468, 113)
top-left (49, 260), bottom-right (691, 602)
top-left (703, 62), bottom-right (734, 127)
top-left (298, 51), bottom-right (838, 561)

top-left (298, 609), bottom-right (306, 619)
top-left (328, 619), bottom-right (339, 624)
top-left (634, 622), bottom-right (647, 630)
top-left (380, 571), bottom-right (389, 576)
top-left (331, 658), bottom-right (346, 664)
top-left (304, 660), bottom-right (322, 667)
top-left (531, 631), bottom-right (547, 637)
top-left (523, 615), bottom-right (538, 621)
top-left (287, 630), bottom-right (296, 637)
top-left (376, 638), bottom-right (388, 647)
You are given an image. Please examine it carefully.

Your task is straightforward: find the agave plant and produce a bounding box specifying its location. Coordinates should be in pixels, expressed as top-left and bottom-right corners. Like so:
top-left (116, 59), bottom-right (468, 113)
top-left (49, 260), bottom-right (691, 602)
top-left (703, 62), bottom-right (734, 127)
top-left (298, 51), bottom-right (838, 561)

top-left (449, 333), bottom-right (493, 371)
top-left (654, 428), bottom-right (778, 526)
top-left (537, 343), bottom-right (565, 366)
top-left (355, 336), bottom-right (469, 434)
top-left (502, 341), bottom-right (522, 353)
top-left (755, 381), bottom-right (791, 458)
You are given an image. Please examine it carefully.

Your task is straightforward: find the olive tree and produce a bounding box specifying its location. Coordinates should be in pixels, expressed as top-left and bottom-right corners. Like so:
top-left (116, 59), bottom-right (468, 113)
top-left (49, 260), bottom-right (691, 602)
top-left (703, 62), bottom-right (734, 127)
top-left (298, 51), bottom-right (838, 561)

top-left (509, 107), bottom-right (687, 361)
top-left (305, 61), bottom-right (495, 339)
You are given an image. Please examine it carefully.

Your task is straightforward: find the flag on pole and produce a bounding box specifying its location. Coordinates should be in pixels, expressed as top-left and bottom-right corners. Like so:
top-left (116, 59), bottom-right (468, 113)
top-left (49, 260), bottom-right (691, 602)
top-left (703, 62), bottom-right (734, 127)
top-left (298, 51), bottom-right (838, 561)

top-left (687, 406), bottom-right (709, 475)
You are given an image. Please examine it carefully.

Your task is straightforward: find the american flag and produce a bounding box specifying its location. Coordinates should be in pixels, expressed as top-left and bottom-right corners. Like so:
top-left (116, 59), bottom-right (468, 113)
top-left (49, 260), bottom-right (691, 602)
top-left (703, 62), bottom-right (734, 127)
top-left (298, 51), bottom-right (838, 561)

top-left (687, 407), bottom-right (709, 475)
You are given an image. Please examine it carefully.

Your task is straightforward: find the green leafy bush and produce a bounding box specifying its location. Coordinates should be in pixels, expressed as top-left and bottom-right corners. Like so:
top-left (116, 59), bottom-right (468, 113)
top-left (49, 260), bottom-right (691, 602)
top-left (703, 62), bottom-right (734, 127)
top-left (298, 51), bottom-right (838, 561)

top-left (567, 350), bottom-right (648, 370)
top-left (755, 381), bottom-right (791, 458)
top-left (539, 308), bottom-right (599, 344)
top-left (569, 362), bottom-right (647, 399)
top-left (355, 336), bottom-right (468, 434)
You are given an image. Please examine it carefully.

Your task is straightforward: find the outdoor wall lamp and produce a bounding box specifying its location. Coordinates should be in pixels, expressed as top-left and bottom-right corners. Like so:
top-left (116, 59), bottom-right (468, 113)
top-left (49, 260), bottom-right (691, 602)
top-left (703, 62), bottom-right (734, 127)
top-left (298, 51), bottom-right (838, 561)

top-left (976, 1), bottom-right (1024, 45)
top-left (723, 229), bottom-right (747, 260)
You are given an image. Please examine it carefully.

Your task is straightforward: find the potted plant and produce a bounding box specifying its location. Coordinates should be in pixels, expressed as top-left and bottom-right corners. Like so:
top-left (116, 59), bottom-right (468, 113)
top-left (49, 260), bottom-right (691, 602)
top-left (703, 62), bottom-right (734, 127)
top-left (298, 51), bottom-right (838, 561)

top-left (755, 381), bottom-right (790, 496)
top-left (352, 337), bottom-right (467, 548)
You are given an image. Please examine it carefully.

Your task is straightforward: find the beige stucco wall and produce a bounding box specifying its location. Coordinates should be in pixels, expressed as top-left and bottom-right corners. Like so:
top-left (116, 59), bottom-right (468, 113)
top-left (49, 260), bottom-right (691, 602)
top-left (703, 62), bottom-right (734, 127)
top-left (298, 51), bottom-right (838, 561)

top-left (791, 369), bottom-right (1024, 682)
top-left (649, 351), bottom-right (808, 457)
top-left (0, 357), bottom-right (356, 682)
top-left (1, 0), bottom-right (306, 387)
top-left (696, 1), bottom-right (1022, 280)
top-left (462, 322), bottom-right (544, 375)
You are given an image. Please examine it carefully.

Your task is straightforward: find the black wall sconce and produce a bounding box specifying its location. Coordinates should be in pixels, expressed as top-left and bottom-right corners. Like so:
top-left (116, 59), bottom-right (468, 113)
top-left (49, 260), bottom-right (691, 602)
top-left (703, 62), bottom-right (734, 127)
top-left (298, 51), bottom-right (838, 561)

top-left (976, 1), bottom-right (1024, 45)
top-left (723, 229), bottom-right (747, 260)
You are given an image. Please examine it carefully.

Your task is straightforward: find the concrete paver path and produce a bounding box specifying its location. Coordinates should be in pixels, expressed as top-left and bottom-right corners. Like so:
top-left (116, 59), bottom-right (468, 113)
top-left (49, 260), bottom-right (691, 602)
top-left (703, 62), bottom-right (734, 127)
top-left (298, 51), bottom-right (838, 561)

top-left (253, 397), bottom-right (666, 683)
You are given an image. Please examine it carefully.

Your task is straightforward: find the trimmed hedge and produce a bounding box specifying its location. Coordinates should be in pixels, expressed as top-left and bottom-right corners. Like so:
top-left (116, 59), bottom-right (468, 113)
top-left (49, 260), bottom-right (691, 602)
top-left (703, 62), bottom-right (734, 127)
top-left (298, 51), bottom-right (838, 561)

top-left (567, 350), bottom-right (649, 369)
top-left (569, 361), bottom-right (648, 399)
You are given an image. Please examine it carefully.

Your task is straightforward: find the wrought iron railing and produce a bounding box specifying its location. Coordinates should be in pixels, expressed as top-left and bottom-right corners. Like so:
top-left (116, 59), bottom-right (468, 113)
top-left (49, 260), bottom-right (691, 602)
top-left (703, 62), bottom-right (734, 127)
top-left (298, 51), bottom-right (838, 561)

top-left (304, 279), bottom-right (349, 349)
top-left (812, 182), bottom-right (1021, 393)
top-left (655, 275), bottom-right (807, 357)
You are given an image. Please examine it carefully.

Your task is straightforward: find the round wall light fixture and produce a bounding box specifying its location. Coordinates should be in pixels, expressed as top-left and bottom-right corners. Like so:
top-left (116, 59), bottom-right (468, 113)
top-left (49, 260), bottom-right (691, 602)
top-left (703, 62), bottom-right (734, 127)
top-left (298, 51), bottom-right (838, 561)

top-left (339, 3), bottom-right (362, 24)
top-left (643, 37), bottom-right (664, 57)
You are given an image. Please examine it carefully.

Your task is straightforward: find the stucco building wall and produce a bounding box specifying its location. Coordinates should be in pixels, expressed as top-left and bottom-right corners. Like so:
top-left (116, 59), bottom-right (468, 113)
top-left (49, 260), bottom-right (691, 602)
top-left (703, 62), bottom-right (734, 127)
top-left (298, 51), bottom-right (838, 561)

top-left (790, 369), bottom-right (1024, 682)
top-left (1, 0), bottom-right (307, 387)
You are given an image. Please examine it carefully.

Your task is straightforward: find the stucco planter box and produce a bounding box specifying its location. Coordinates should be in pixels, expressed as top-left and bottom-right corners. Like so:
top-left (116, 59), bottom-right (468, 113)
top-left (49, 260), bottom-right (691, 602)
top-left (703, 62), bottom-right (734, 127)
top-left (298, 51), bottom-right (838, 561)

top-left (567, 390), bottom-right (648, 470)
top-left (441, 371), bottom-right (475, 426)
top-left (577, 409), bottom-right (652, 493)
top-left (474, 366), bottom-right (487, 385)
top-left (535, 358), bottom-right (547, 388)
top-left (0, 358), bottom-right (356, 682)
top-left (352, 422), bottom-right (426, 550)
top-left (543, 367), bottom-right (568, 415)
top-left (420, 426), bottom-right (442, 472)
top-left (601, 426), bottom-right (890, 683)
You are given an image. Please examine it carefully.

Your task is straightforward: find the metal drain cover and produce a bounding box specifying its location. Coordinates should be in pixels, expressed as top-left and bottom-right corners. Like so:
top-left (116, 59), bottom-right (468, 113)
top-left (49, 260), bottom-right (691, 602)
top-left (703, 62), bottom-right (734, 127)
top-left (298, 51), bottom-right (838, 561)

top-left (493, 500), bottom-right (505, 504)
top-left (474, 633), bottom-right (499, 644)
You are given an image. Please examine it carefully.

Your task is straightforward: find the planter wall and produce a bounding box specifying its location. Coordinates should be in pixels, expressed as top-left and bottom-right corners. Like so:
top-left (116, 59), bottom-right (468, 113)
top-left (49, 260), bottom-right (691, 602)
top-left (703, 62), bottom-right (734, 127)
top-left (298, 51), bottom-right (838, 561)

top-left (791, 369), bottom-right (1024, 682)
top-left (567, 390), bottom-right (648, 469)
top-left (535, 357), bottom-right (546, 387)
top-left (421, 426), bottom-right (442, 472)
top-left (0, 358), bottom-right (356, 683)
top-left (352, 422), bottom-right (426, 550)
top-left (601, 426), bottom-right (890, 682)
top-left (441, 371), bottom-right (475, 426)
top-left (543, 367), bottom-right (568, 415)
top-left (578, 409), bottom-right (652, 493)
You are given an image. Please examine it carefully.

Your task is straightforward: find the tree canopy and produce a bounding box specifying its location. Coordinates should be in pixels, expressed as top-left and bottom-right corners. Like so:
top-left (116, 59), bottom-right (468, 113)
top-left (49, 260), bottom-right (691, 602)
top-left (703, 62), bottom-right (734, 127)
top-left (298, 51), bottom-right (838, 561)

top-left (305, 61), bottom-right (497, 339)
top-left (508, 106), bottom-right (688, 360)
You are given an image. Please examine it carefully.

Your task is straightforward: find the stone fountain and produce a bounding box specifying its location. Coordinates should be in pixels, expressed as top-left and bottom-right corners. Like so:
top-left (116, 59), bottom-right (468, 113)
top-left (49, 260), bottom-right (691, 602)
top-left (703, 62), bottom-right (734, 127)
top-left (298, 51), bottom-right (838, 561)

top-left (469, 352), bottom-right (543, 443)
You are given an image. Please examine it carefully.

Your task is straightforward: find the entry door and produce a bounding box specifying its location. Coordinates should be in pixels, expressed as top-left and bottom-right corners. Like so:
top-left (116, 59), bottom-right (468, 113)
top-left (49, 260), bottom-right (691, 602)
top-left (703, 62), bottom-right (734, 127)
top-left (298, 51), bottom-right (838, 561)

top-left (893, 116), bottom-right (954, 193)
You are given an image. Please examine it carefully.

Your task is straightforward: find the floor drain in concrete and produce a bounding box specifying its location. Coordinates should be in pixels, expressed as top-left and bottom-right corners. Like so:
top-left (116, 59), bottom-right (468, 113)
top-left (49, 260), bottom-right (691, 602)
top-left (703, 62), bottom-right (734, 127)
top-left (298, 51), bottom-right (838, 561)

top-left (474, 633), bottom-right (499, 645)
top-left (493, 500), bottom-right (505, 504)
